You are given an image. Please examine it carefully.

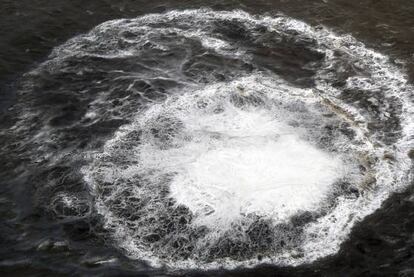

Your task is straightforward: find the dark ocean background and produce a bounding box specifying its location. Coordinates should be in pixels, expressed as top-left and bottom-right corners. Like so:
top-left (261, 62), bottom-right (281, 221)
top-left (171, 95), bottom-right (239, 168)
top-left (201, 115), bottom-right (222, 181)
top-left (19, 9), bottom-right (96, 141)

top-left (1, 1), bottom-right (414, 276)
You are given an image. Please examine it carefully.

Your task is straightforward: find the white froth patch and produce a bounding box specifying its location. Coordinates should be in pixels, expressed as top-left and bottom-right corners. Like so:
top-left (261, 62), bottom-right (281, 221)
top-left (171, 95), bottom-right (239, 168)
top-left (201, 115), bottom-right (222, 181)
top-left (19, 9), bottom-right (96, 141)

top-left (168, 107), bottom-right (343, 229)
top-left (123, 78), bottom-right (349, 231)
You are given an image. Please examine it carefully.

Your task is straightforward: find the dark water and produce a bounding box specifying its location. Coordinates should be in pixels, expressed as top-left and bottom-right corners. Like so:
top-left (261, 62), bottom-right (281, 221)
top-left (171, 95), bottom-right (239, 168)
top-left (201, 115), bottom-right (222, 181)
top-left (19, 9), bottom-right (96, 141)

top-left (1, 1), bottom-right (414, 276)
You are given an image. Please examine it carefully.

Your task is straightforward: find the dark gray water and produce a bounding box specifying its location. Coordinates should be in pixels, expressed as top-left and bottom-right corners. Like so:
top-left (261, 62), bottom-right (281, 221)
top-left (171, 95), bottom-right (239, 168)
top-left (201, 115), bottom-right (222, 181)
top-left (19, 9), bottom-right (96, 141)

top-left (1, 1), bottom-right (414, 276)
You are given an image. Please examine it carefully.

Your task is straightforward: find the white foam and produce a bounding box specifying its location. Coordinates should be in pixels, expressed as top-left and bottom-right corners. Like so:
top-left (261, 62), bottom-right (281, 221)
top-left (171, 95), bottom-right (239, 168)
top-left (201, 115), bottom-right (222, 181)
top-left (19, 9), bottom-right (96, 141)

top-left (143, 95), bottom-right (346, 229)
top-left (170, 133), bottom-right (343, 228)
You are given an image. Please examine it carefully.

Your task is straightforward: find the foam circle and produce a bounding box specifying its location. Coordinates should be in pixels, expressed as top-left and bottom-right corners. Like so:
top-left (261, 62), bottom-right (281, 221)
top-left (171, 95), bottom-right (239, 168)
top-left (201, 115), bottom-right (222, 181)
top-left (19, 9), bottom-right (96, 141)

top-left (21, 9), bottom-right (411, 270)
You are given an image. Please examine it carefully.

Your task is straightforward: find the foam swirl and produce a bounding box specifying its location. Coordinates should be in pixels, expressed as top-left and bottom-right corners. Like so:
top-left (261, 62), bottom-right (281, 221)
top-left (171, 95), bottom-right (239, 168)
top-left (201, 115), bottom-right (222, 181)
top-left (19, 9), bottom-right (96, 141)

top-left (12, 9), bottom-right (413, 271)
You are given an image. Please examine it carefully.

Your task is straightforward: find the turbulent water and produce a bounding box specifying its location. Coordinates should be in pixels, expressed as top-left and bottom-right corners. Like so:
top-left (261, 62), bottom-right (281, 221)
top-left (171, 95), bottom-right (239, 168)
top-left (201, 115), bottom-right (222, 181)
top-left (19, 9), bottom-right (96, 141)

top-left (1, 2), bottom-right (414, 277)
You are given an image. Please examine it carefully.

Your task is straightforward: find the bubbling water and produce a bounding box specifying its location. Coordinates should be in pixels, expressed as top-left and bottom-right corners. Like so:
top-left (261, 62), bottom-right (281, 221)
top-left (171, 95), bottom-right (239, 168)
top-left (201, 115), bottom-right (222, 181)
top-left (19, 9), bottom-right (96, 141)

top-left (83, 76), bottom-right (373, 269)
top-left (170, 133), bottom-right (342, 229)
top-left (22, 8), bottom-right (410, 270)
top-left (142, 79), bottom-right (348, 231)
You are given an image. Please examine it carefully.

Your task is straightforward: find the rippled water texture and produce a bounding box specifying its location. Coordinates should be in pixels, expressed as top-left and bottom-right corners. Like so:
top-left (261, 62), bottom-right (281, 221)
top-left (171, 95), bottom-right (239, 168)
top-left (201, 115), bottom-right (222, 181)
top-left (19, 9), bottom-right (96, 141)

top-left (1, 1), bottom-right (414, 277)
